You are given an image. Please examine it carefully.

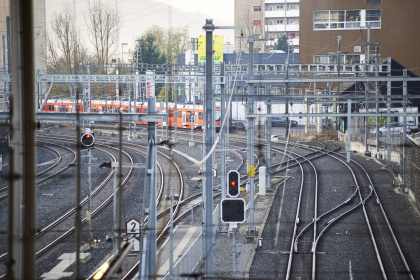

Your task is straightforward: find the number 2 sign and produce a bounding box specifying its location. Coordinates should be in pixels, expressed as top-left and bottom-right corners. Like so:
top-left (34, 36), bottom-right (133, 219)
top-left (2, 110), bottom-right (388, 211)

top-left (126, 218), bottom-right (141, 234)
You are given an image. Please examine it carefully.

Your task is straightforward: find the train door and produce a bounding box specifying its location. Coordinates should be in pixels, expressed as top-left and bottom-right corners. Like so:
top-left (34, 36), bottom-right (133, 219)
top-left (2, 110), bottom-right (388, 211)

top-left (195, 112), bottom-right (198, 128)
top-left (55, 105), bottom-right (58, 112)
top-left (182, 111), bottom-right (186, 127)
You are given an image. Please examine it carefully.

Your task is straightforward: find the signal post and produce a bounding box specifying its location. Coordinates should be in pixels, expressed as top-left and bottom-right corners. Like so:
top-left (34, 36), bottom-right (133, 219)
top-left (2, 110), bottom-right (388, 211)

top-left (221, 170), bottom-right (245, 279)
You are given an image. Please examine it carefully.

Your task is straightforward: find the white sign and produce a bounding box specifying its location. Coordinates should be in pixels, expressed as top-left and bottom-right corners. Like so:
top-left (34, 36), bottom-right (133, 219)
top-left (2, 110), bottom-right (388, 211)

top-left (127, 236), bottom-right (140, 252)
top-left (126, 218), bottom-right (140, 234)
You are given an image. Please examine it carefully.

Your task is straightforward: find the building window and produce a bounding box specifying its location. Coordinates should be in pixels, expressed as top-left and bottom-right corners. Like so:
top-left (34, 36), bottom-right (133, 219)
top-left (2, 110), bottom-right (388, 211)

top-left (313, 54), bottom-right (361, 64)
top-left (289, 19), bottom-right (296, 24)
top-left (366, 9), bottom-right (381, 27)
top-left (269, 6), bottom-right (273, 11)
top-left (253, 6), bottom-right (261, 12)
top-left (277, 5), bottom-right (283, 10)
top-left (253, 20), bottom-right (261, 26)
top-left (366, 0), bottom-right (381, 5)
top-left (345, 10), bottom-right (361, 28)
top-left (289, 5), bottom-right (296, 10)
top-left (269, 20), bottom-right (273, 25)
top-left (314, 9), bottom-right (380, 30)
top-left (276, 19), bottom-right (283, 24)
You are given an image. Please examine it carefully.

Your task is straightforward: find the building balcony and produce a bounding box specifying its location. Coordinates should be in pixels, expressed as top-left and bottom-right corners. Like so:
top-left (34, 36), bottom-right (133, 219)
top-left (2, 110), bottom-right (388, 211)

top-left (286, 24), bottom-right (299, 32)
top-left (265, 37), bottom-right (299, 46)
top-left (265, 25), bottom-right (286, 32)
top-left (266, 24), bottom-right (299, 32)
top-left (265, 11), bottom-right (286, 18)
top-left (265, 10), bottom-right (299, 18)
top-left (265, 0), bottom-right (299, 3)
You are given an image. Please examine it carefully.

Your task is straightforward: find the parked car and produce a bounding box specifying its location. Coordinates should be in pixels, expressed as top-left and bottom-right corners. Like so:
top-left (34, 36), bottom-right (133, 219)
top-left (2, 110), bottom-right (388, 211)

top-left (271, 117), bottom-right (298, 127)
top-left (369, 122), bottom-right (411, 136)
top-left (231, 119), bottom-right (247, 131)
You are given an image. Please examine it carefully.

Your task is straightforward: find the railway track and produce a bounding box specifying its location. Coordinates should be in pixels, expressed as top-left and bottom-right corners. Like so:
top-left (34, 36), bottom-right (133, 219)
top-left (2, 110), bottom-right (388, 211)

top-left (255, 138), bottom-right (415, 279)
top-left (2, 126), bottom-right (417, 279)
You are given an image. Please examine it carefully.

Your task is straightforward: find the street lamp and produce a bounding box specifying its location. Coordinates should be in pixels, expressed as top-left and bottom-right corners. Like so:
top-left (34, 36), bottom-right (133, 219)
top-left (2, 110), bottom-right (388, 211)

top-left (121, 43), bottom-right (128, 64)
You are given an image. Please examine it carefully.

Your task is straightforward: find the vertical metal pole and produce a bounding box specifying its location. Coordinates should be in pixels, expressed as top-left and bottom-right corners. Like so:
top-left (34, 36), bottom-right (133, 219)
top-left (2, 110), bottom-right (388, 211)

top-left (403, 69), bottom-right (408, 192)
top-left (165, 73), bottom-right (169, 140)
top-left (174, 82), bottom-right (178, 140)
top-left (387, 58), bottom-right (392, 165)
top-left (221, 88), bottom-right (227, 233)
top-left (169, 147), bottom-right (174, 279)
top-left (134, 71), bottom-right (138, 134)
top-left (365, 27), bottom-right (371, 155)
top-left (266, 100), bottom-right (272, 191)
top-left (285, 58), bottom-right (289, 137)
top-left (247, 36), bottom-right (255, 233)
top-left (347, 99), bottom-right (352, 163)
top-left (2, 34), bottom-right (5, 109)
top-left (9, 0), bottom-right (36, 279)
top-left (6, 16), bottom-right (11, 104)
top-left (203, 19), bottom-right (214, 278)
top-left (118, 114), bottom-right (123, 252)
top-left (88, 148), bottom-right (92, 240)
top-left (335, 36), bottom-right (341, 131)
top-left (140, 125), bottom-right (151, 279)
top-left (375, 47), bottom-right (380, 156)
top-left (147, 96), bottom-right (157, 278)
top-left (232, 227), bottom-right (236, 278)
top-left (112, 164), bottom-right (118, 254)
top-left (129, 81), bottom-right (132, 139)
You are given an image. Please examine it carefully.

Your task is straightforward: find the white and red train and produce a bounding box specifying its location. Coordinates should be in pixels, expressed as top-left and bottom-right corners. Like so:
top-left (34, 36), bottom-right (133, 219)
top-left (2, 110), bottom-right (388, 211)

top-left (42, 99), bottom-right (222, 129)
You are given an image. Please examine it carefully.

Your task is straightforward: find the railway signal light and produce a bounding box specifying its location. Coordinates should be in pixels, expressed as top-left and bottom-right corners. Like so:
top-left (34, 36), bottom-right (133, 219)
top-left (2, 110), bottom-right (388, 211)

top-left (221, 198), bottom-right (246, 223)
top-left (81, 132), bottom-right (95, 149)
top-left (227, 170), bottom-right (240, 197)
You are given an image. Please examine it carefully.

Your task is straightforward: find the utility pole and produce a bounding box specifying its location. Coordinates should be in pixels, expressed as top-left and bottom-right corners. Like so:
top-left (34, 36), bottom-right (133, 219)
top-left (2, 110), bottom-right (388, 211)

top-left (329, 35), bottom-right (341, 131)
top-left (365, 26), bottom-right (371, 157)
top-left (146, 97), bottom-right (157, 279)
top-left (9, 1), bottom-right (37, 279)
top-left (247, 35), bottom-right (256, 235)
top-left (203, 19), bottom-right (215, 279)
top-left (202, 19), bottom-right (241, 278)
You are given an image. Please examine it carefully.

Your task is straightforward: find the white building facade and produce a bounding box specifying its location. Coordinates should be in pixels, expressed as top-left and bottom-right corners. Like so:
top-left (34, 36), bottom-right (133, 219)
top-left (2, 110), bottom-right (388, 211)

top-left (234, 0), bottom-right (300, 53)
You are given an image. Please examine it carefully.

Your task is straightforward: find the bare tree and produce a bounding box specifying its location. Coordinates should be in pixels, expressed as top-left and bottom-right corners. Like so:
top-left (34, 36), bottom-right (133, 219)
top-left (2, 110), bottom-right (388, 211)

top-left (235, 7), bottom-right (264, 53)
top-left (46, 5), bottom-right (87, 73)
top-left (45, 5), bottom-right (88, 97)
top-left (85, 0), bottom-right (121, 72)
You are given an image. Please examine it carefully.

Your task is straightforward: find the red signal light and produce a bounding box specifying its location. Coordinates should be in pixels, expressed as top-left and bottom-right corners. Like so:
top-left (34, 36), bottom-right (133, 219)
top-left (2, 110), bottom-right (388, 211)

top-left (81, 132), bottom-right (95, 148)
top-left (231, 181), bottom-right (236, 186)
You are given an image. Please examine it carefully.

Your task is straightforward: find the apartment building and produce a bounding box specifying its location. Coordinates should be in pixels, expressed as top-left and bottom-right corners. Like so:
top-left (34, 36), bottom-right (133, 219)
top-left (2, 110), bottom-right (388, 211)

top-left (299, 0), bottom-right (420, 76)
top-left (234, 0), bottom-right (300, 53)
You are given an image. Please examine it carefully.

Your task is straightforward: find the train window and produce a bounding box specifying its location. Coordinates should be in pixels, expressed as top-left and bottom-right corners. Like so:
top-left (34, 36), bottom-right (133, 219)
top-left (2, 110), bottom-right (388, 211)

top-left (144, 108), bottom-right (147, 114)
top-left (215, 110), bottom-right (221, 121)
top-left (47, 105), bottom-right (54, 111)
top-left (136, 108), bottom-right (140, 113)
top-left (169, 110), bottom-right (174, 118)
top-left (76, 105), bottom-right (81, 111)
top-left (199, 112), bottom-right (203, 120)
top-left (59, 107), bottom-right (68, 112)
top-left (189, 113), bottom-right (195, 122)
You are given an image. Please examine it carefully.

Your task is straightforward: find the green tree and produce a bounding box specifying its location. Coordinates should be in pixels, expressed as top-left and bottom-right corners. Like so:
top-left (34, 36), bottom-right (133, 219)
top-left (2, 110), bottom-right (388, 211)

top-left (133, 25), bottom-right (190, 66)
top-left (275, 35), bottom-right (289, 52)
top-left (134, 33), bottom-right (167, 66)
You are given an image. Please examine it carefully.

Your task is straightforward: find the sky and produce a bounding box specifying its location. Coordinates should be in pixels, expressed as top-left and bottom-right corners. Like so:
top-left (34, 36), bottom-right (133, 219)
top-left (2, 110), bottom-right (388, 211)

top-left (45, 0), bottom-right (235, 58)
